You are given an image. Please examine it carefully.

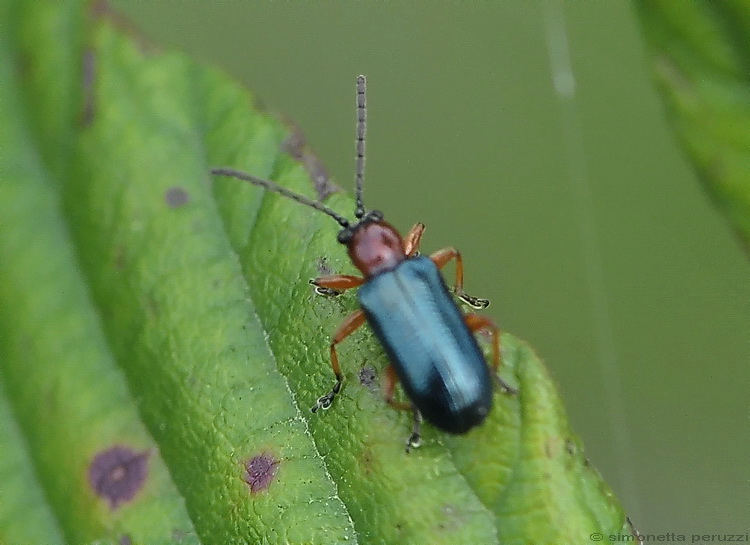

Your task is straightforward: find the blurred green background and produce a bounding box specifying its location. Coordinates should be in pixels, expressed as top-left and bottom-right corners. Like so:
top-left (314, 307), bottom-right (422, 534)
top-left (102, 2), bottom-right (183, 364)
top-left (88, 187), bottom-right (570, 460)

top-left (111, 1), bottom-right (748, 537)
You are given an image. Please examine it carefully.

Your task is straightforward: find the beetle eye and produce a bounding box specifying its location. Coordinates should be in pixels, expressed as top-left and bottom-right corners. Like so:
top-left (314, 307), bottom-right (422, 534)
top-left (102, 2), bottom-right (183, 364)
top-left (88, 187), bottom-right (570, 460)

top-left (337, 228), bottom-right (353, 244)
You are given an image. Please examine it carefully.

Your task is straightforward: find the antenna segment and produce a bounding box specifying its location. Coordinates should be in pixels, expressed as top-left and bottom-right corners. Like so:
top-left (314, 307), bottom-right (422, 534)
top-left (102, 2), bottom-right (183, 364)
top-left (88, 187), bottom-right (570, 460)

top-left (210, 167), bottom-right (350, 228)
top-left (211, 76), bottom-right (374, 231)
top-left (354, 75), bottom-right (367, 219)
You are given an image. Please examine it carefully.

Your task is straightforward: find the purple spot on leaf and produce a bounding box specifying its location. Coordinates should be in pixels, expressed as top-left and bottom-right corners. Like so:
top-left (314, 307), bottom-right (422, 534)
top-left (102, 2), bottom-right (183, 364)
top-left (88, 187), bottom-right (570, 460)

top-left (244, 453), bottom-right (279, 494)
top-left (165, 186), bottom-right (190, 208)
top-left (80, 48), bottom-right (96, 126)
top-left (88, 446), bottom-right (149, 510)
top-left (359, 365), bottom-right (377, 389)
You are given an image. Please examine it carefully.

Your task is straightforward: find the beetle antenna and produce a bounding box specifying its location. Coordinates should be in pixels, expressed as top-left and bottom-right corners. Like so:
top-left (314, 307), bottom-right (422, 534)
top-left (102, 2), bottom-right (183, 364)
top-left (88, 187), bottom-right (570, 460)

top-left (354, 75), bottom-right (367, 219)
top-left (211, 167), bottom-right (351, 228)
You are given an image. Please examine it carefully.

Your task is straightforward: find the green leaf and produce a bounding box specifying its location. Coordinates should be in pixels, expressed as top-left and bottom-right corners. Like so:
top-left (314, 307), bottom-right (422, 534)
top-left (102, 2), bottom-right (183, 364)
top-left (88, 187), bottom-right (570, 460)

top-left (635, 0), bottom-right (750, 253)
top-left (0, 0), bottom-right (637, 543)
top-left (0, 386), bottom-right (64, 544)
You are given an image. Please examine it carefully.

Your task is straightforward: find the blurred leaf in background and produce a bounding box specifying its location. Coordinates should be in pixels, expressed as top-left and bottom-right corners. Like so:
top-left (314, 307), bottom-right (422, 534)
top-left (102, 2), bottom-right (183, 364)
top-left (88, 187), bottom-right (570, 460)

top-left (636, 0), bottom-right (750, 253)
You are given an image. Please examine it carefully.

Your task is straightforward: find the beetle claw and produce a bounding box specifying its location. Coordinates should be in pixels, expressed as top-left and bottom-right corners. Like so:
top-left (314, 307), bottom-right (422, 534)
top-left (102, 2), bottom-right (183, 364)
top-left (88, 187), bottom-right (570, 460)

top-left (311, 381), bottom-right (342, 412)
top-left (405, 410), bottom-right (423, 453)
top-left (311, 394), bottom-right (333, 412)
top-left (456, 291), bottom-right (490, 309)
top-left (405, 433), bottom-right (422, 453)
top-left (310, 279), bottom-right (342, 297)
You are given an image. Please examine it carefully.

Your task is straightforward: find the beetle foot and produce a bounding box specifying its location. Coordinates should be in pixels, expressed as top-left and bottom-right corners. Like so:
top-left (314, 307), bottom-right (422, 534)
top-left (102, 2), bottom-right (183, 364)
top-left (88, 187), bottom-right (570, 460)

top-left (311, 394), bottom-right (334, 412)
top-left (309, 279), bottom-right (342, 297)
top-left (405, 410), bottom-right (423, 453)
top-left (405, 432), bottom-right (422, 453)
top-left (311, 381), bottom-right (342, 412)
top-left (456, 291), bottom-right (490, 309)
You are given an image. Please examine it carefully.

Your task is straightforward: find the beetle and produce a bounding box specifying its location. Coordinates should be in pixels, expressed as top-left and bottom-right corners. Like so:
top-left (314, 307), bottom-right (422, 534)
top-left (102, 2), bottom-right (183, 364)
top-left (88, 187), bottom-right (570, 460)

top-left (212, 75), bottom-right (515, 449)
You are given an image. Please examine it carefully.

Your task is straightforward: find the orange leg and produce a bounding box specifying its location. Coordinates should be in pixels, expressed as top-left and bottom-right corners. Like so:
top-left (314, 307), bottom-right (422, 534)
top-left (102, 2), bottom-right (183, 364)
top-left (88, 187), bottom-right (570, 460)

top-left (383, 366), bottom-right (423, 452)
top-left (402, 222), bottom-right (426, 257)
top-left (311, 309), bottom-right (367, 412)
top-left (430, 247), bottom-right (490, 309)
top-left (309, 274), bottom-right (364, 296)
top-left (464, 313), bottom-right (517, 394)
top-left (383, 365), bottom-right (412, 411)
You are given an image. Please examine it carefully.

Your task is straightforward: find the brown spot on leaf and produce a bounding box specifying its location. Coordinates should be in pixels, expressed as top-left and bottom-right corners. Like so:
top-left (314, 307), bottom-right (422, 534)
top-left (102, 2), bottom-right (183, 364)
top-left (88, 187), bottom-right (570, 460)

top-left (172, 528), bottom-right (193, 542)
top-left (113, 244), bottom-right (127, 270)
top-left (244, 453), bottom-right (279, 494)
top-left (16, 50), bottom-right (31, 79)
top-left (316, 256), bottom-right (335, 276)
top-left (359, 449), bottom-right (376, 476)
top-left (89, 0), bottom-right (155, 54)
top-left (312, 257), bottom-right (344, 297)
top-left (280, 126), bottom-right (305, 160)
top-left (83, 1), bottom-right (155, 120)
top-left (358, 365), bottom-right (377, 389)
top-left (653, 55), bottom-right (695, 101)
top-left (544, 436), bottom-right (560, 458)
top-left (165, 186), bottom-right (190, 208)
top-left (280, 124), bottom-right (340, 200)
top-left (89, 0), bottom-right (111, 19)
top-left (119, 534), bottom-right (132, 545)
top-left (80, 48), bottom-right (96, 126)
top-left (88, 446), bottom-right (149, 510)
top-left (305, 155), bottom-right (334, 200)
top-left (144, 293), bottom-right (160, 320)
